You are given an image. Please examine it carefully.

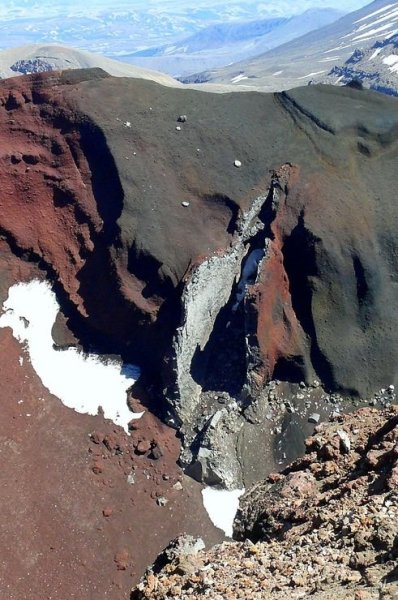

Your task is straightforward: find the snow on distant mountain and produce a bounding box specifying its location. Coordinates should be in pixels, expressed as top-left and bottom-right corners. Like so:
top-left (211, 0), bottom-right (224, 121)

top-left (320, 33), bottom-right (398, 95)
top-left (182, 0), bottom-right (398, 91)
top-left (124, 9), bottom-right (343, 78)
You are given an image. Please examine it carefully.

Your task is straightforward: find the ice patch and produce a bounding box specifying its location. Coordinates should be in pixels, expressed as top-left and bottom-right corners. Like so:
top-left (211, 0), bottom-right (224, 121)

top-left (202, 487), bottom-right (245, 538)
top-left (272, 70), bottom-right (283, 76)
top-left (0, 280), bottom-right (142, 432)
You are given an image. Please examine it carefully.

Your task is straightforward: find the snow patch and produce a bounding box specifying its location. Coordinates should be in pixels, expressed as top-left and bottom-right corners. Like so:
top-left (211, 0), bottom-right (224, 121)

top-left (369, 47), bottom-right (382, 60)
top-left (354, 7), bottom-right (398, 33)
top-left (383, 53), bottom-right (398, 66)
top-left (202, 487), bottom-right (245, 538)
top-left (353, 30), bottom-right (397, 43)
top-left (297, 70), bottom-right (326, 79)
top-left (164, 45), bottom-right (177, 55)
top-left (318, 56), bottom-right (340, 63)
top-left (0, 280), bottom-right (142, 432)
top-left (353, 22), bottom-right (395, 41)
top-left (355, 3), bottom-right (397, 24)
top-left (231, 73), bottom-right (248, 84)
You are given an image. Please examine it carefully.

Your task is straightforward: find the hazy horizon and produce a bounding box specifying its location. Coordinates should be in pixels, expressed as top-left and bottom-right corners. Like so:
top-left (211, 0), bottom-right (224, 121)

top-left (0, 0), bottom-right (371, 20)
top-left (0, 0), bottom-right (378, 59)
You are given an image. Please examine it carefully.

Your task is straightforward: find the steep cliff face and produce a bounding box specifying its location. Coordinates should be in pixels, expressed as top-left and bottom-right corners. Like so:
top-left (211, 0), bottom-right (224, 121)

top-left (1, 71), bottom-right (398, 487)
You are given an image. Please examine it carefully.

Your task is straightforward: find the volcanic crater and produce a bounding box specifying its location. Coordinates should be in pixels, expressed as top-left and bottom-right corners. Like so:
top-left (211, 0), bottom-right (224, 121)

top-left (1, 67), bottom-right (398, 598)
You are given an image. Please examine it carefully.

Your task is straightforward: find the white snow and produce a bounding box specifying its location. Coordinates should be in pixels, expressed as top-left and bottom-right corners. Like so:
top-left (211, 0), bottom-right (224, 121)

top-left (202, 488), bottom-right (245, 538)
top-left (353, 30), bottom-right (397, 43)
top-left (272, 70), bottom-right (283, 76)
top-left (0, 280), bottom-right (142, 432)
top-left (353, 22), bottom-right (396, 41)
top-left (355, 3), bottom-right (397, 24)
top-left (369, 47), bottom-right (382, 60)
top-left (354, 7), bottom-right (398, 32)
top-left (382, 53), bottom-right (398, 66)
top-left (297, 70), bottom-right (326, 79)
top-left (231, 74), bottom-right (248, 84)
top-left (324, 45), bottom-right (345, 53)
top-left (318, 56), bottom-right (340, 62)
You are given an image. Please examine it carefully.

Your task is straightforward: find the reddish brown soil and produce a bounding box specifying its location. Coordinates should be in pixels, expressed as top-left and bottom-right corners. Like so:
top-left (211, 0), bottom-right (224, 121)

top-left (0, 249), bottom-right (223, 600)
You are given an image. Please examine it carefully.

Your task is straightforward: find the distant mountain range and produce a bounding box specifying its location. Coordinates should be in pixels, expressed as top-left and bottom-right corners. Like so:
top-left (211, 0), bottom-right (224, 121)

top-left (0, 1), bottom-right (362, 58)
top-left (123, 9), bottom-right (343, 77)
top-left (1, 1), bottom-right (397, 98)
top-left (181, 0), bottom-right (398, 91)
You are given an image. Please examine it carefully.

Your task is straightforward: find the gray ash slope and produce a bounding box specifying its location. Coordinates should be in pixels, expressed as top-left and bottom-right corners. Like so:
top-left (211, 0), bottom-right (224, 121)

top-left (181, 0), bottom-right (398, 91)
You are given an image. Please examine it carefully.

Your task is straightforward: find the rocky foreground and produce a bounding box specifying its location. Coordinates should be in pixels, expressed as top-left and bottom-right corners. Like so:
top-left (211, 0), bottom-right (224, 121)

top-left (133, 406), bottom-right (398, 599)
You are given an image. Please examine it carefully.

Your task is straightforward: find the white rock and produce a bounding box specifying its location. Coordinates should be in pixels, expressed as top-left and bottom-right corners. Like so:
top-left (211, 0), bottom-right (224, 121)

top-left (308, 413), bottom-right (321, 424)
top-left (234, 159), bottom-right (242, 168)
top-left (337, 429), bottom-right (351, 453)
top-left (176, 126), bottom-right (181, 131)
top-left (181, 201), bottom-right (190, 207)
top-left (157, 496), bottom-right (168, 506)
